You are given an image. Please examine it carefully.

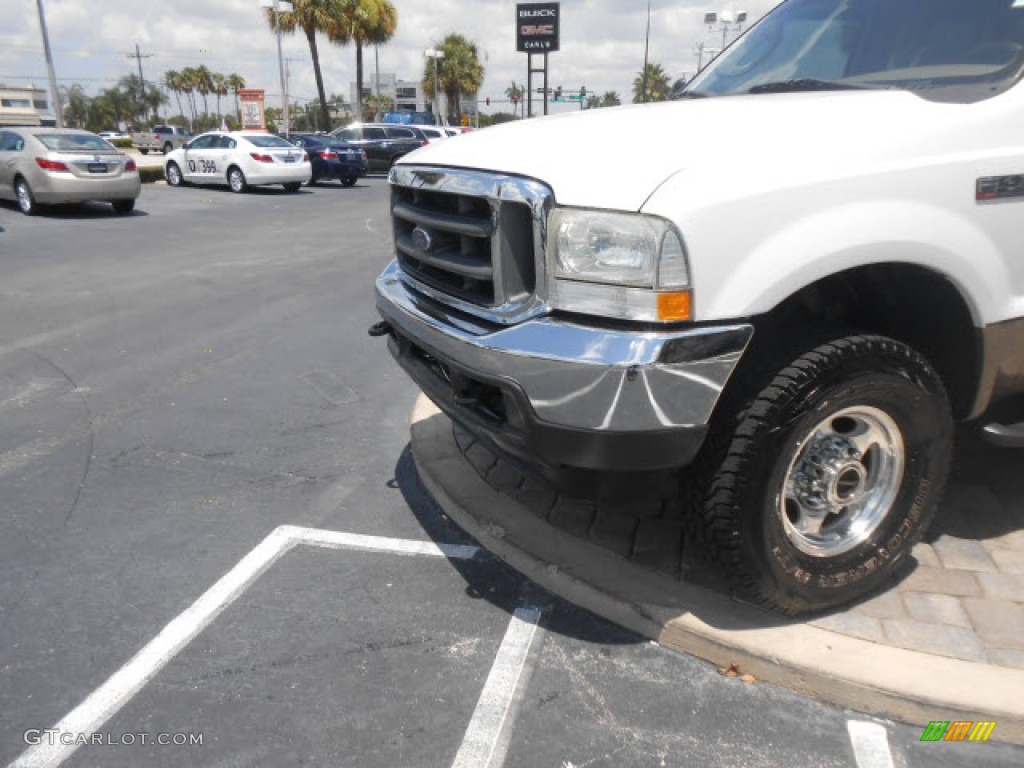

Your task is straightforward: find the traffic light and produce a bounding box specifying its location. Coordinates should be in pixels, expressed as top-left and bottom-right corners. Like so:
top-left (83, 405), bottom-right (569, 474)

top-left (486, 97), bottom-right (490, 106)
top-left (554, 86), bottom-right (562, 100)
top-left (580, 86), bottom-right (586, 97)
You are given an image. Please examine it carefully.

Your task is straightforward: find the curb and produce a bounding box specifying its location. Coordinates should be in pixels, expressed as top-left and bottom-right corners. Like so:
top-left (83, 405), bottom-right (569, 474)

top-left (410, 395), bottom-right (1024, 745)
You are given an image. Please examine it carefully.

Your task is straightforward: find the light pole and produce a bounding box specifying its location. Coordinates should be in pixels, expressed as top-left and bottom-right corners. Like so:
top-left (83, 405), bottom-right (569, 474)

top-left (271, 0), bottom-right (291, 134)
top-left (703, 10), bottom-right (748, 59)
top-left (35, 0), bottom-right (62, 128)
top-left (424, 49), bottom-right (444, 125)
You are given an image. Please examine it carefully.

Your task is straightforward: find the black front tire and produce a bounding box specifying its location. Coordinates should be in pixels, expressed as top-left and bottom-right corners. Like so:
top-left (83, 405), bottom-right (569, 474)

top-left (341, 177), bottom-right (357, 187)
top-left (702, 335), bottom-right (953, 615)
top-left (283, 182), bottom-right (302, 193)
top-left (162, 142), bottom-right (174, 154)
top-left (139, 148), bottom-right (149, 155)
top-left (165, 162), bottom-right (184, 187)
top-left (112, 199), bottom-right (135, 214)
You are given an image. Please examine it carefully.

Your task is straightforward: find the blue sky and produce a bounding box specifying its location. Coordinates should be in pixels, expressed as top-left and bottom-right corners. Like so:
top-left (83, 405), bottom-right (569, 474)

top-left (3, 0), bottom-right (780, 115)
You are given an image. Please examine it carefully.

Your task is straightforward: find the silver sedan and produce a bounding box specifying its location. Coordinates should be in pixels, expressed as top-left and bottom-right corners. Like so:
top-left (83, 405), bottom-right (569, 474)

top-left (0, 127), bottom-right (141, 215)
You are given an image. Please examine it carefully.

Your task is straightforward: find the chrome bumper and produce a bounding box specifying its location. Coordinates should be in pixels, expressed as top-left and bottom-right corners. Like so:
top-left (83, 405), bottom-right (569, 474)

top-left (376, 261), bottom-right (752, 470)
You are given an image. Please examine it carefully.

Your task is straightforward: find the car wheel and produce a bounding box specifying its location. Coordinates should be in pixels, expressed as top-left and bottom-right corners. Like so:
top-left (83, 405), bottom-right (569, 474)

top-left (283, 182), bottom-right (302, 193)
top-left (112, 199), bottom-right (135, 214)
top-left (341, 177), bottom-right (357, 187)
top-left (227, 167), bottom-right (247, 193)
top-left (139, 149), bottom-right (149, 155)
top-left (14, 178), bottom-right (36, 216)
top-left (162, 142), bottom-right (173, 154)
top-left (165, 162), bottom-right (184, 187)
top-left (701, 335), bottom-right (952, 616)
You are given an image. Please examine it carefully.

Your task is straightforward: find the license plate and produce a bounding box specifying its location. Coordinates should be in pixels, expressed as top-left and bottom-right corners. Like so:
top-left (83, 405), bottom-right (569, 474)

top-left (87, 163), bottom-right (107, 173)
top-left (283, 156), bottom-right (296, 163)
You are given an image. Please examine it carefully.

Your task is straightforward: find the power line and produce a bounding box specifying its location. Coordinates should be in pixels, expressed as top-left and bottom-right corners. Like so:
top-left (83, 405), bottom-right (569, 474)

top-left (126, 43), bottom-right (155, 120)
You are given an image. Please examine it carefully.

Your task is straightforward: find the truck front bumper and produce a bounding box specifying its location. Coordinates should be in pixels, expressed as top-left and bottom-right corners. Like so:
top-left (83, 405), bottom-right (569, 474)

top-left (376, 261), bottom-right (753, 471)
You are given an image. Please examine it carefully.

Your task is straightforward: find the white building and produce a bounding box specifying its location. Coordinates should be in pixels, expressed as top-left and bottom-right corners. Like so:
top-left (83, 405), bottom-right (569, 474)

top-left (350, 73), bottom-right (478, 125)
top-left (0, 85), bottom-right (56, 126)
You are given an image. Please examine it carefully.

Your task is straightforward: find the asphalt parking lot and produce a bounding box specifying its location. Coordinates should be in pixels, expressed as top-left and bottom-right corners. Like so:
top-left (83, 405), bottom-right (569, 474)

top-left (1, 180), bottom-right (1020, 768)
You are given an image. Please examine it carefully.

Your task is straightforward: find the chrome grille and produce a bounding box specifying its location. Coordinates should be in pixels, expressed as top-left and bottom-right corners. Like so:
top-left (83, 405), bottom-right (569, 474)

top-left (389, 166), bottom-right (553, 324)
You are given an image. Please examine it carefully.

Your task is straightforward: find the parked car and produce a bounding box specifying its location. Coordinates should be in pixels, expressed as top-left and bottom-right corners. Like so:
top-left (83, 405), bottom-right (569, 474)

top-left (0, 127), bottom-right (140, 215)
top-left (131, 125), bottom-right (192, 155)
top-left (278, 133), bottom-right (368, 186)
top-left (98, 130), bottom-right (129, 141)
top-left (329, 123), bottom-right (427, 173)
top-left (163, 131), bottom-right (311, 192)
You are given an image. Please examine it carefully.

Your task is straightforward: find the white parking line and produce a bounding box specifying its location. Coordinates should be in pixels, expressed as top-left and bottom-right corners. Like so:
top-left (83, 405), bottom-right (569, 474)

top-left (847, 721), bottom-right (895, 768)
top-left (8, 526), bottom-right (480, 768)
top-left (451, 607), bottom-right (544, 768)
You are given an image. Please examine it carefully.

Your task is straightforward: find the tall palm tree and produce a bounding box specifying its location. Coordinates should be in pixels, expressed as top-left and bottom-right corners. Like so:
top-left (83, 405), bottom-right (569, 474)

top-left (265, 0), bottom-right (343, 134)
top-left (422, 33), bottom-right (484, 124)
top-left (194, 65), bottom-right (214, 117)
top-left (632, 63), bottom-right (670, 103)
top-left (179, 66), bottom-right (200, 124)
top-left (227, 73), bottom-right (246, 122)
top-left (212, 72), bottom-right (228, 118)
top-left (164, 70), bottom-right (187, 123)
top-left (330, 0), bottom-right (398, 122)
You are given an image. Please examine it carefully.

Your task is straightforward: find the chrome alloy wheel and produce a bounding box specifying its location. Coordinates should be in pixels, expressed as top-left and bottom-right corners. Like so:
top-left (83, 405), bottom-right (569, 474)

top-left (780, 406), bottom-right (905, 557)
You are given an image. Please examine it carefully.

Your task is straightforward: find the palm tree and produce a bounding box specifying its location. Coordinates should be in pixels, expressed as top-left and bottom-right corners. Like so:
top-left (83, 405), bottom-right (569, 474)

top-left (601, 91), bottom-right (622, 107)
top-left (212, 72), bottom-right (228, 118)
top-left (164, 70), bottom-right (187, 123)
top-left (60, 84), bottom-right (91, 128)
top-left (227, 73), bottom-right (246, 122)
top-left (632, 63), bottom-right (670, 103)
top-left (330, 0), bottom-right (398, 123)
top-left (422, 33), bottom-right (484, 124)
top-left (194, 65), bottom-right (214, 117)
top-left (504, 81), bottom-right (523, 118)
top-left (179, 67), bottom-right (200, 124)
top-left (265, 0), bottom-right (344, 135)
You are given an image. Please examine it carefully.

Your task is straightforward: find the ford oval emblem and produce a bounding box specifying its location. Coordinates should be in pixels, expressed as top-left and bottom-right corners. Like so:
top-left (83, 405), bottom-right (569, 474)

top-left (411, 227), bottom-right (433, 252)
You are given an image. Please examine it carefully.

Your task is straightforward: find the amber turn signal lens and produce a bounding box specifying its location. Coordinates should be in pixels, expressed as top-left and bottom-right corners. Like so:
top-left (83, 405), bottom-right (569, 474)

top-left (657, 291), bottom-right (692, 322)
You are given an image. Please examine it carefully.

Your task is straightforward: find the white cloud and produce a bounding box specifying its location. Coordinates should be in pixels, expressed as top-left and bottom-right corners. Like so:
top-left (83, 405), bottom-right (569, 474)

top-left (3, 0), bottom-right (781, 112)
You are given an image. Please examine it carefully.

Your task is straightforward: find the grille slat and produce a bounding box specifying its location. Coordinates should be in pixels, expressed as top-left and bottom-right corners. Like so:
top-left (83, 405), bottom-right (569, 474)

top-left (393, 201), bottom-right (494, 238)
top-left (396, 235), bottom-right (495, 280)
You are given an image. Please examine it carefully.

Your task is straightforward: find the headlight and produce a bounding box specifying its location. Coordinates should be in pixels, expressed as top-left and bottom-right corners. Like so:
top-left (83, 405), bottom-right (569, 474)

top-left (547, 209), bottom-right (692, 322)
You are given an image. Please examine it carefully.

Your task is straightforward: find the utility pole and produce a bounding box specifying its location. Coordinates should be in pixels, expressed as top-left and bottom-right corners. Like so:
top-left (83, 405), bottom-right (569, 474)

top-left (641, 0), bottom-right (651, 103)
top-left (126, 44), bottom-right (155, 122)
top-left (35, 0), bottom-right (62, 128)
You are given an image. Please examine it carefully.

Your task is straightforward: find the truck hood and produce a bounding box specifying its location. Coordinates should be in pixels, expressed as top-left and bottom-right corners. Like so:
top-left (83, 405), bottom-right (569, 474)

top-left (399, 91), bottom-right (984, 211)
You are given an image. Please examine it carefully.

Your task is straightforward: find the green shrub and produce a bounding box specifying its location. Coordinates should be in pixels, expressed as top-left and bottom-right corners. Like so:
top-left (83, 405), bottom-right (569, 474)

top-left (138, 166), bottom-right (165, 184)
top-left (111, 137), bottom-right (133, 149)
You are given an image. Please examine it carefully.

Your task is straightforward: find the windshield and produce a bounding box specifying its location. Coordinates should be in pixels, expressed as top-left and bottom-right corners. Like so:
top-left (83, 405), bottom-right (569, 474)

top-left (37, 133), bottom-right (115, 151)
top-left (243, 134), bottom-right (295, 148)
top-left (686, 0), bottom-right (1024, 103)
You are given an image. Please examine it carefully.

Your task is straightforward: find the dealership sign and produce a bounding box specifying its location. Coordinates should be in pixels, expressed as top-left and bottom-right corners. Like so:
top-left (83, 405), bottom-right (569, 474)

top-left (517, 2), bottom-right (560, 52)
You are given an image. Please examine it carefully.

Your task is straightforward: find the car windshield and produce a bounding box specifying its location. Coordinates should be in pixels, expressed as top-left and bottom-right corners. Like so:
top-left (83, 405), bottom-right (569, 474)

top-left (36, 133), bottom-right (114, 151)
top-left (243, 135), bottom-right (294, 148)
top-left (685, 0), bottom-right (1024, 103)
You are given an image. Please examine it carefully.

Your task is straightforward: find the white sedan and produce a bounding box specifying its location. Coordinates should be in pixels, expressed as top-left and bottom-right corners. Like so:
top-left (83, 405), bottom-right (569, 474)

top-left (163, 131), bottom-right (311, 192)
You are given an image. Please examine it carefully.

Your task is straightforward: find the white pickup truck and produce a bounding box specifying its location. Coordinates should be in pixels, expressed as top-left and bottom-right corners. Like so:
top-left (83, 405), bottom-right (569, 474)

top-left (373, 0), bottom-right (1024, 615)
